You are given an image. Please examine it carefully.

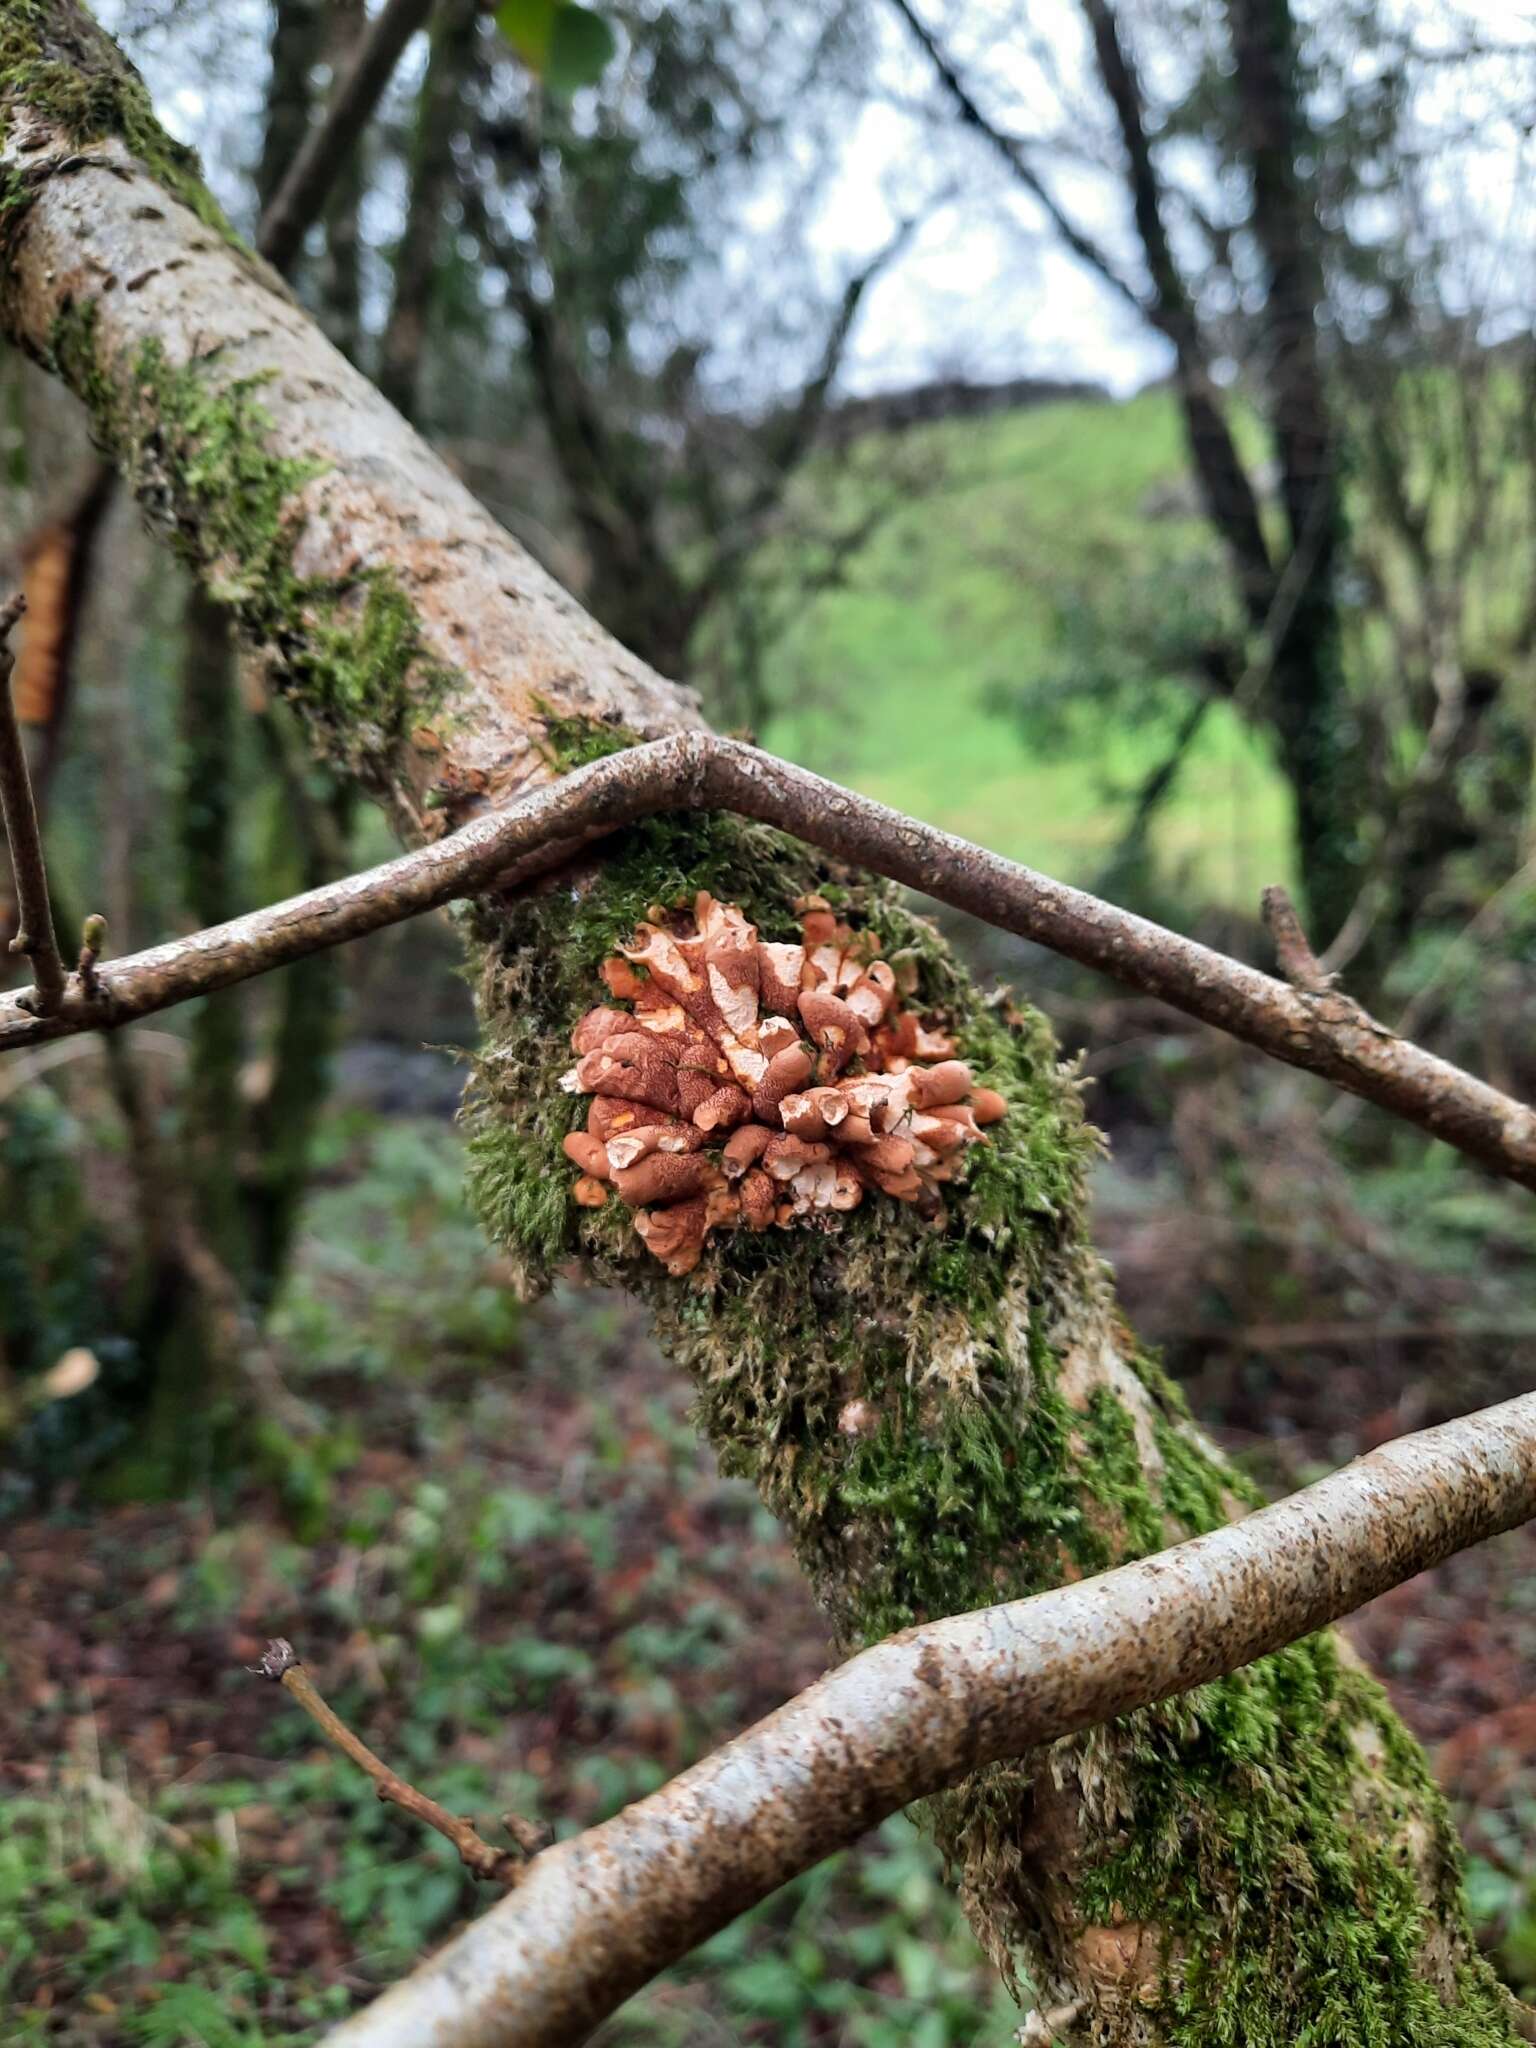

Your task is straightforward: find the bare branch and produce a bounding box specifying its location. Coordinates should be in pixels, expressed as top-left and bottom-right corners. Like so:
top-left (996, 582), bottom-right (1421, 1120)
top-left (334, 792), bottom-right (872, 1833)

top-left (254, 1639), bottom-right (543, 1882)
top-left (3, 735), bottom-right (1535, 1189)
top-left (320, 1390), bottom-right (1536, 2048)
top-left (0, 594), bottom-right (67, 1014)
top-left (888, 0), bottom-right (1146, 312)
top-left (257, 0), bottom-right (435, 276)
top-left (1260, 883), bottom-right (1332, 994)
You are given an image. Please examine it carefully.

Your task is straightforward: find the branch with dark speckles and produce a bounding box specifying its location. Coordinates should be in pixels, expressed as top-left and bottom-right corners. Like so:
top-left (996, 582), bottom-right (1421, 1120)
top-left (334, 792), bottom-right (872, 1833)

top-left (3, 733), bottom-right (1535, 1191)
top-left (319, 1391), bottom-right (1536, 2048)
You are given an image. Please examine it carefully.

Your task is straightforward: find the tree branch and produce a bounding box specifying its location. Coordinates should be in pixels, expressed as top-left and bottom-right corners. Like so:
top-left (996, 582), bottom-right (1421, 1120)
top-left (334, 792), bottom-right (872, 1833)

top-left (888, 0), bottom-right (1146, 313)
top-left (320, 1389), bottom-right (1536, 2047)
top-left (254, 1638), bottom-right (543, 1882)
top-left (257, 0), bottom-right (435, 276)
top-left (0, 593), bottom-right (67, 1014)
top-left (3, 733), bottom-right (1535, 1188)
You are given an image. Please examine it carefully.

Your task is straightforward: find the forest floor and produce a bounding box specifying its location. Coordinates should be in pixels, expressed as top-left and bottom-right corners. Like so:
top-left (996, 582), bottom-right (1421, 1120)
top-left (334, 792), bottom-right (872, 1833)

top-left (5, 1107), bottom-right (1536, 2045)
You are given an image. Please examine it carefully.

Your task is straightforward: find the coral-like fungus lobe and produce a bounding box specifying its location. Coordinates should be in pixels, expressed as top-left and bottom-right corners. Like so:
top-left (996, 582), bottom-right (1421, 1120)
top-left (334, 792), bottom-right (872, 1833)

top-left (560, 892), bottom-right (1010, 1275)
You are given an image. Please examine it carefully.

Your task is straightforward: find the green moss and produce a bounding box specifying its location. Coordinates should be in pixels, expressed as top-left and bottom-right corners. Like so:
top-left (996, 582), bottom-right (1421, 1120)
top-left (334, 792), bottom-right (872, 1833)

top-left (0, 0), bottom-right (245, 250)
top-left (1073, 1639), bottom-right (1513, 2046)
top-left (1155, 1406), bottom-right (1265, 1527)
top-left (46, 314), bottom-right (451, 783)
top-left (1076, 1386), bottom-right (1169, 1560)
top-left (534, 701), bottom-right (638, 771)
top-left (467, 716), bottom-right (1516, 2042)
top-left (46, 298), bottom-right (116, 433)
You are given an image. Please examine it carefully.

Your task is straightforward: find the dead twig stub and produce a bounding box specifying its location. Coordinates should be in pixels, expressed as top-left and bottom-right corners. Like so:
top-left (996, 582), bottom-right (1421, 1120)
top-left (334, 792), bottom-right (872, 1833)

top-left (253, 1639), bottom-right (546, 1883)
top-left (1261, 884), bottom-right (1334, 995)
top-left (0, 594), bottom-right (67, 1015)
top-left (75, 911), bottom-right (106, 999)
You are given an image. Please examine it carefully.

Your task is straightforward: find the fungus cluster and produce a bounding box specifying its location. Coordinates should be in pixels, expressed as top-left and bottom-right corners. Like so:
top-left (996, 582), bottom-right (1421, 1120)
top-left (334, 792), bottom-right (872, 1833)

top-left (559, 892), bottom-right (1007, 1276)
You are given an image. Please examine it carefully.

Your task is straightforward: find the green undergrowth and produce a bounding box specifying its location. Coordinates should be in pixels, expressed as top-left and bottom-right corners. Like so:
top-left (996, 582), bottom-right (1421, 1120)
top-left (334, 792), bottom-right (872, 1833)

top-left (46, 306), bottom-right (450, 783)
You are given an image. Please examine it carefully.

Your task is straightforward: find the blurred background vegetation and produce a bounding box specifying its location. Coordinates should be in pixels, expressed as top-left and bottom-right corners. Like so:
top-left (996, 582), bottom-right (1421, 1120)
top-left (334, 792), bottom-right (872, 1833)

top-left (6, 0), bottom-right (1536, 2039)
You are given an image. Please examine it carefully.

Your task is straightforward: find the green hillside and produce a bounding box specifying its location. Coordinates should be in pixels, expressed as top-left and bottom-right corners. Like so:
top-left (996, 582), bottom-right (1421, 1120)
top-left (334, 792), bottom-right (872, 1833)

top-left (760, 391), bottom-right (1293, 909)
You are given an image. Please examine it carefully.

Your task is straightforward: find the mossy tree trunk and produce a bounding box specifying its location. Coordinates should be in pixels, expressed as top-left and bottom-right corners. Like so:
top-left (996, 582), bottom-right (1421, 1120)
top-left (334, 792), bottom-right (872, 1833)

top-left (0, 12), bottom-right (1520, 2040)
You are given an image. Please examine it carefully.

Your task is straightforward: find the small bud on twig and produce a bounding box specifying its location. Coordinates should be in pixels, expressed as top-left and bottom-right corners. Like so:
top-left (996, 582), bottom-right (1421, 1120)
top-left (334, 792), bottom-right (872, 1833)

top-left (77, 912), bottom-right (107, 999)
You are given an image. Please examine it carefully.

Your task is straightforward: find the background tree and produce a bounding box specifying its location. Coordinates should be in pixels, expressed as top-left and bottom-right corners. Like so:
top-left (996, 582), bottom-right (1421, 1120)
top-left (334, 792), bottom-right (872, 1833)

top-left (897, 0), bottom-right (1536, 979)
top-left (3, 9), bottom-right (1532, 2041)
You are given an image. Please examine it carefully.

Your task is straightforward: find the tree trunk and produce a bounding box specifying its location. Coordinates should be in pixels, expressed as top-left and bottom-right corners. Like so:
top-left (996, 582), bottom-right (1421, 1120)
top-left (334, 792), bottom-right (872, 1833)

top-left (1082, 0), bottom-right (1363, 951)
top-left (256, 0), bottom-right (328, 221)
top-left (0, 14), bottom-right (1518, 2041)
top-left (316, 0), bottom-right (366, 362)
top-left (176, 584), bottom-right (246, 1259)
top-left (1224, 0), bottom-right (1362, 950)
top-left (377, 0), bottom-right (479, 424)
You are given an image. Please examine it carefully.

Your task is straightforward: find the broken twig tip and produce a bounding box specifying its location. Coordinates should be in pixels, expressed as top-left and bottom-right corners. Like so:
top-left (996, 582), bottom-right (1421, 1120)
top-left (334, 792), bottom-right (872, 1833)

top-left (0, 591), bottom-right (26, 640)
top-left (502, 1810), bottom-right (554, 1857)
top-left (253, 1636), bottom-right (300, 1681)
top-left (1260, 883), bottom-right (1334, 996)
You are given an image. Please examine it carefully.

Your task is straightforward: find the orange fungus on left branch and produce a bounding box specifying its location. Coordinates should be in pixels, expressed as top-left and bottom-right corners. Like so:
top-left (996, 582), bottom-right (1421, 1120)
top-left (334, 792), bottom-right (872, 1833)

top-left (559, 892), bottom-right (1008, 1276)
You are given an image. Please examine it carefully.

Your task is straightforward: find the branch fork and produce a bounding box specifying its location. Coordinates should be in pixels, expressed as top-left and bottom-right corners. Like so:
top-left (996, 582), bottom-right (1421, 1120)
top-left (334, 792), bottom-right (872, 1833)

top-left (5, 733), bottom-right (1536, 1193)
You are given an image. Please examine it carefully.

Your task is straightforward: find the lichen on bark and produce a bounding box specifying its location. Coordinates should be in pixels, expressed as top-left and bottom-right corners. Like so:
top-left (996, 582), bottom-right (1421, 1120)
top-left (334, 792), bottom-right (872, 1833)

top-left (464, 728), bottom-right (1518, 2047)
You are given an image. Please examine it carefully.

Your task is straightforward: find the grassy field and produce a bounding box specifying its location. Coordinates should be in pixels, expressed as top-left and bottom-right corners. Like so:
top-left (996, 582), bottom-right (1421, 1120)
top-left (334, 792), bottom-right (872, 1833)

top-left (761, 391), bottom-right (1294, 908)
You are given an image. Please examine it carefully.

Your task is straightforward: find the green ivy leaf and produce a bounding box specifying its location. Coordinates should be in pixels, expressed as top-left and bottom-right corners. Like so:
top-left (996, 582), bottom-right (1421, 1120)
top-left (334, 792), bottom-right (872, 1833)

top-left (495, 0), bottom-right (560, 69)
top-left (495, 0), bottom-right (615, 93)
top-left (546, 5), bottom-right (617, 92)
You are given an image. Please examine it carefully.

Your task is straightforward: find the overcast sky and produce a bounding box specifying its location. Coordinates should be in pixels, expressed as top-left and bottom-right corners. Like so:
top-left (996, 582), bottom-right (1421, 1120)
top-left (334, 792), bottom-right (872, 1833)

top-left (113, 0), bottom-right (1536, 402)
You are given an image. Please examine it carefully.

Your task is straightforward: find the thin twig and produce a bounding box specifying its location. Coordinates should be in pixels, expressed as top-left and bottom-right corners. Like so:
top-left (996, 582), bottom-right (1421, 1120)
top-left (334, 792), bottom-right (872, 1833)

top-left (253, 1640), bottom-right (543, 1880)
top-left (319, 1390), bottom-right (1536, 2048)
top-left (3, 734), bottom-right (1536, 1190)
top-left (0, 593), bottom-right (67, 1014)
top-left (257, 0), bottom-right (435, 276)
top-left (1260, 884), bottom-right (1333, 994)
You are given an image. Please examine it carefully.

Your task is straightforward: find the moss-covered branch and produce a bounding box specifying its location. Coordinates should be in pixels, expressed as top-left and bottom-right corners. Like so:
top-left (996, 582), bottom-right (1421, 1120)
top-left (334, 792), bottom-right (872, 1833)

top-left (0, 12), bottom-right (1522, 2042)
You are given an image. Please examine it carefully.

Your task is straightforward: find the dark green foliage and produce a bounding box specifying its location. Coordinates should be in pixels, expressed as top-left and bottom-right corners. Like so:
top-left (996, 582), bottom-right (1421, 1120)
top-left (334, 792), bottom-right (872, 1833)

top-left (0, 1092), bottom-right (140, 1495)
